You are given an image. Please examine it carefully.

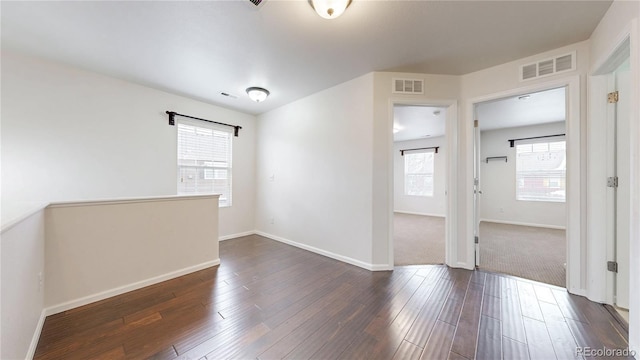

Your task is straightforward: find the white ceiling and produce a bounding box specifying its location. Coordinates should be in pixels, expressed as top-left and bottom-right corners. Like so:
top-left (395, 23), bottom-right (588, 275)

top-left (393, 105), bottom-right (447, 142)
top-left (476, 87), bottom-right (566, 131)
top-left (1, 1), bottom-right (611, 115)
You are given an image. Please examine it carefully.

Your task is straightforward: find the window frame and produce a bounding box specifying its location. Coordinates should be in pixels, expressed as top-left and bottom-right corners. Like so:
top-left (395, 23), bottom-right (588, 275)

top-left (403, 149), bottom-right (435, 197)
top-left (176, 119), bottom-right (233, 207)
top-left (515, 139), bottom-right (566, 203)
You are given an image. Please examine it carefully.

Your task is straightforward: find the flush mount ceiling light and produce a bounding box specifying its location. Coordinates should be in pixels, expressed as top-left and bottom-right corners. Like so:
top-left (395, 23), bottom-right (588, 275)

top-left (518, 94), bottom-right (531, 100)
top-left (246, 87), bottom-right (270, 103)
top-left (309, 0), bottom-right (352, 19)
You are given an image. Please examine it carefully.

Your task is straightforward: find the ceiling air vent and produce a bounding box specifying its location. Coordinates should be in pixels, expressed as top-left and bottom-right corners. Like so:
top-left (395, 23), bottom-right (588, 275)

top-left (393, 78), bottom-right (425, 95)
top-left (519, 51), bottom-right (576, 82)
top-left (248, 0), bottom-right (266, 8)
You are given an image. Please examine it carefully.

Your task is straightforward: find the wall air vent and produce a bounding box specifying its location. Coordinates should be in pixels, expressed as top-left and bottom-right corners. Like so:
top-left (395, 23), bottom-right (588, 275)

top-left (519, 51), bottom-right (576, 81)
top-left (392, 78), bottom-right (425, 95)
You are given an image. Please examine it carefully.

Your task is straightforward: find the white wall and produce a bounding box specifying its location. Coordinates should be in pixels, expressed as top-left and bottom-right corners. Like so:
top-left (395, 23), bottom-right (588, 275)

top-left (588, 0), bottom-right (640, 354)
top-left (1, 50), bottom-right (256, 238)
top-left (480, 122), bottom-right (566, 228)
top-left (255, 73), bottom-right (375, 268)
top-left (1, 209), bottom-right (45, 360)
top-left (393, 136), bottom-right (446, 216)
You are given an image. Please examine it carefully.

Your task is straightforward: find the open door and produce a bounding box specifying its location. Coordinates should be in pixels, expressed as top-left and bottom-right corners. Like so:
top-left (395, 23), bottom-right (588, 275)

top-left (611, 59), bottom-right (630, 309)
top-left (473, 118), bottom-right (481, 267)
top-left (472, 87), bottom-right (568, 287)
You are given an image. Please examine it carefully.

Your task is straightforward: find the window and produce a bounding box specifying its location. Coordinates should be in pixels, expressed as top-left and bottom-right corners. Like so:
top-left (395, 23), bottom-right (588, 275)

top-left (516, 140), bottom-right (565, 202)
top-left (177, 121), bottom-right (232, 207)
top-left (404, 151), bottom-right (434, 196)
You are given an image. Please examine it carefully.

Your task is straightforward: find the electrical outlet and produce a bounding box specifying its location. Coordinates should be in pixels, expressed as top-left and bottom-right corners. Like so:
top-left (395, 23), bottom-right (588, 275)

top-left (269, 174), bottom-right (275, 182)
top-left (38, 272), bottom-right (43, 292)
top-left (499, 208), bottom-right (504, 213)
top-left (270, 216), bottom-right (274, 224)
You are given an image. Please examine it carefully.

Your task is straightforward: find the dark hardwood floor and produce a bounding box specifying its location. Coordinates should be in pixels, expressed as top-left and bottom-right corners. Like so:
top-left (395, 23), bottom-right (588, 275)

top-left (34, 235), bottom-right (631, 360)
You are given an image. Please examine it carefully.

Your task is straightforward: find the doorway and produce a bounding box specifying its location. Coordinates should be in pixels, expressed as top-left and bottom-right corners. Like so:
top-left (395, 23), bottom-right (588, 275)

top-left (392, 104), bottom-right (447, 265)
top-left (588, 36), bottom-right (632, 321)
top-left (608, 58), bottom-right (631, 317)
top-left (473, 87), bottom-right (568, 287)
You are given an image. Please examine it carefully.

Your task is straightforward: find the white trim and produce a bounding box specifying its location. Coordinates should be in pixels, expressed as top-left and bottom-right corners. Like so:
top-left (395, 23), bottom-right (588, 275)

top-left (628, 18), bottom-right (640, 358)
top-left (44, 259), bottom-right (220, 316)
top-left (2, 195), bottom-right (221, 231)
top-left (568, 288), bottom-right (587, 297)
top-left (466, 75), bottom-right (582, 295)
top-left (26, 309), bottom-right (47, 360)
top-left (0, 204), bottom-right (47, 233)
top-left (480, 219), bottom-right (566, 230)
top-left (47, 194), bottom-right (219, 209)
top-left (455, 261), bottom-right (475, 270)
top-left (592, 22), bottom-right (635, 75)
top-left (219, 231), bottom-right (256, 241)
top-left (588, 19), bottom-right (640, 354)
top-left (370, 263), bottom-right (393, 271)
top-left (387, 98), bottom-right (458, 270)
top-left (394, 211), bottom-right (445, 218)
top-left (255, 231), bottom-right (391, 271)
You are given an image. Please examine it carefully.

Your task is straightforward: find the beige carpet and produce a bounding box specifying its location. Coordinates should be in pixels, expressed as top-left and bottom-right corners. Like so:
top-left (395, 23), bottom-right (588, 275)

top-left (479, 221), bottom-right (566, 287)
top-left (394, 214), bottom-right (566, 287)
top-left (394, 213), bottom-right (445, 265)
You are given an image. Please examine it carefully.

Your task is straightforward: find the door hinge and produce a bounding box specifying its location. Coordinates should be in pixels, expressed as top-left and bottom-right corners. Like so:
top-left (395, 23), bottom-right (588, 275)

top-left (474, 120), bottom-right (479, 128)
top-left (608, 91), bottom-right (619, 103)
top-left (607, 176), bottom-right (618, 188)
top-left (607, 261), bottom-right (618, 273)
top-left (474, 236), bottom-right (479, 244)
top-left (474, 178), bottom-right (479, 186)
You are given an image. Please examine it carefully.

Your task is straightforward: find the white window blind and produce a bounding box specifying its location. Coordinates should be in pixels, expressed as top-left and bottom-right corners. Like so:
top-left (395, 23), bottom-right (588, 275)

top-left (516, 140), bottom-right (565, 202)
top-left (177, 121), bottom-right (232, 207)
top-left (404, 150), bottom-right (435, 196)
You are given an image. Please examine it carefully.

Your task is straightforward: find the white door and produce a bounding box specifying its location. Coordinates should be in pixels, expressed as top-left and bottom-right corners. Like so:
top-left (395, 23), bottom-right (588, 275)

top-left (614, 59), bottom-right (631, 309)
top-left (473, 118), bottom-right (481, 267)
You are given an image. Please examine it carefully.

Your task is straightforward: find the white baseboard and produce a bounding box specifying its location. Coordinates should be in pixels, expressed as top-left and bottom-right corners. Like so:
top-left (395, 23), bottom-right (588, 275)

top-left (480, 218), bottom-right (566, 230)
top-left (452, 261), bottom-right (475, 270)
top-left (219, 231), bottom-right (256, 241)
top-left (569, 287), bottom-right (587, 297)
top-left (255, 231), bottom-right (389, 271)
top-left (44, 259), bottom-right (220, 316)
top-left (26, 309), bottom-right (47, 360)
top-left (370, 263), bottom-right (394, 271)
top-left (394, 211), bottom-right (445, 218)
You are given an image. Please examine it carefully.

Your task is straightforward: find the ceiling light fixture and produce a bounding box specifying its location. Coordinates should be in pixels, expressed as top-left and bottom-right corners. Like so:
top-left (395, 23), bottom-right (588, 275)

top-left (309, 0), bottom-right (352, 19)
top-left (246, 87), bottom-right (270, 103)
top-left (518, 95), bottom-right (531, 100)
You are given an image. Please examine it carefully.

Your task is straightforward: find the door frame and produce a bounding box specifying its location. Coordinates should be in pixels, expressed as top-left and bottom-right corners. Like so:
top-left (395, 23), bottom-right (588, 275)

top-left (466, 75), bottom-right (581, 294)
top-left (588, 28), bottom-right (635, 305)
top-left (387, 98), bottom-right (458, 268)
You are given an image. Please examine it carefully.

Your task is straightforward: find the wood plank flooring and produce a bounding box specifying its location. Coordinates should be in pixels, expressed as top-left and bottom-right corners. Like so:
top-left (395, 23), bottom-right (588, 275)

top-left (34, 235), bottom-right (631, 360)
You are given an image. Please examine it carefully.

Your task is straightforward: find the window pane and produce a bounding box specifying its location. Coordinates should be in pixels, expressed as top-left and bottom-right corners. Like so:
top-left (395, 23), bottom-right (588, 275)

top-left (404, 151), bottom-right (434, 196)
top-left (177, 122), bottom-right (232, 207)
top-left (516, 140), bottom-right (566, 202)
